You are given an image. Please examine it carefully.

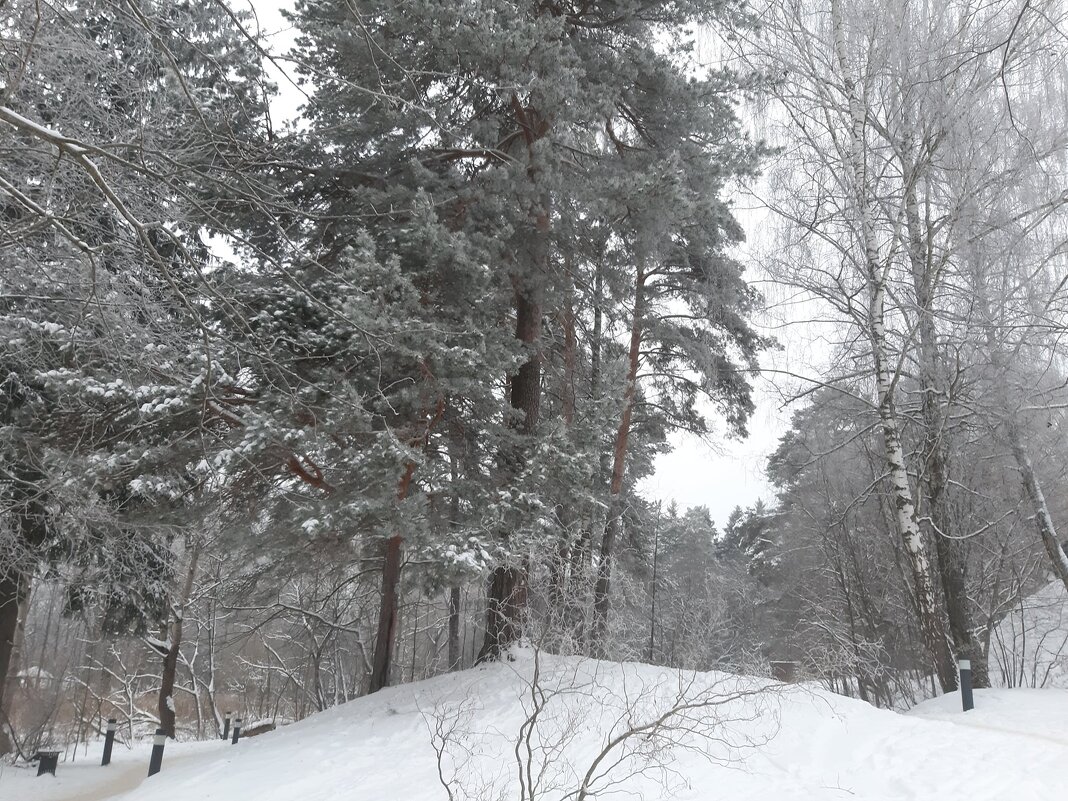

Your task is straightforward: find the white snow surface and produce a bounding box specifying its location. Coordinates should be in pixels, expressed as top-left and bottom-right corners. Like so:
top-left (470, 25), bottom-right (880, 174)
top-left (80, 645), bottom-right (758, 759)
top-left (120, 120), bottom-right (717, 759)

top-left (13, 666), bottom-right (55, 682)
top-left (3, 651), bottom-right (1065, 801)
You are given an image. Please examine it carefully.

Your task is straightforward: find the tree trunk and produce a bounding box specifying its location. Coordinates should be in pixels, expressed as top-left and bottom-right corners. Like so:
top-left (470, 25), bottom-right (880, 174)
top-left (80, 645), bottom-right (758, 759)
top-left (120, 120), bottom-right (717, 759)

top-left (1007, 421), bottom-right (1068, 591)
top-left (0, 574), bottom-right (28, 756)
top-left (829, 0), bottom-right (955, 692)
top-left (447, 587), bottom-right (462, 671)
top-left (931, 522), bottom-right (986, 685)
top-left (566, 257), bottom-right (606, 642)
top-left (367, 461), bottom-right (416, 700)
top-left (647, 504), bottom-right (660, 663)
top-left (902, 176), bottom-right (983, 688)
top-left (591, 266), bottom-right (645, 650)
top-left (369, 461), bottom-right (416, 693)
top-left (478, 566), bottom-right (527, 662)
top-left (159, 541), bottom-right (200, 738)
top-left (478, 166), bottom-right (548, 661)
top-left (0, 463), bottom-right (47, 755)
top-left (368, 575), bottom-right (399, 691)
top-left (549, 288), bottom-right (579, 622)
top-left (445, 408), bottom-right (468, 672)
top-left (560, 284), bottom-right (578, 429)
top-left (972, 267), bottom-right (1068, 597)
top-left (870, 282), bottom-right (957, 692)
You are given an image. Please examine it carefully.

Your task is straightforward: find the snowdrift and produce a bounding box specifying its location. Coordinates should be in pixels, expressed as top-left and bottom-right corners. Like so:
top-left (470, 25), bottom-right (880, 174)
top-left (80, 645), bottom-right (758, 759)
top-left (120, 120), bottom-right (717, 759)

top-left (3, 652), bottom-right (1066, 801)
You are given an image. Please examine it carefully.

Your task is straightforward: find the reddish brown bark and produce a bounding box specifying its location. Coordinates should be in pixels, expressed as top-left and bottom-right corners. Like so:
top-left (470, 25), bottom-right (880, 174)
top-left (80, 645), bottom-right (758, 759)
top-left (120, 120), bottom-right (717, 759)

top-left (368, 393), bottom-right (445, 693)
top-left (285, 453), bottom-right (334, 495)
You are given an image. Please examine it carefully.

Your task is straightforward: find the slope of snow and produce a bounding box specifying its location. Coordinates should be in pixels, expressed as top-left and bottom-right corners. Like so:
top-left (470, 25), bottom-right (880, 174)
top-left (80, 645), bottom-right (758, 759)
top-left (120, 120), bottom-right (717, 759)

top-left (3, 651), bottom-right (1065, 801)
top-left (990, 581), bottom-right (1068, 688)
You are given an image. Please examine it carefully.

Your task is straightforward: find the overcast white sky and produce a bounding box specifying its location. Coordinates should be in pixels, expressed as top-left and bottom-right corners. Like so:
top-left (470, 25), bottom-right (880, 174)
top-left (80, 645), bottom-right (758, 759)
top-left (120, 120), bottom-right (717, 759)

top-left (637, 267), bottom-right (826, 524)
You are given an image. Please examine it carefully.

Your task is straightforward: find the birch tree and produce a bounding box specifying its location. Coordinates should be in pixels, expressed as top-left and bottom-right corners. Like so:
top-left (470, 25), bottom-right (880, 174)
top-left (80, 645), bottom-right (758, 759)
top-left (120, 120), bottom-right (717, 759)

top-left (747, 0), bottom-right (1067, 692)
top-left (750, 0), bottom-right (955, 688)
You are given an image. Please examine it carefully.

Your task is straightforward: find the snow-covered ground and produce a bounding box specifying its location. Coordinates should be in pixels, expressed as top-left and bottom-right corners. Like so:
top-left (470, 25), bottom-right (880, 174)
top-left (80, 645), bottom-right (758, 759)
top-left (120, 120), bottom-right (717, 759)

top-left (3, 650), bottom-right (1065, 801)
top-left (0, 737), bottom-right (229, 801)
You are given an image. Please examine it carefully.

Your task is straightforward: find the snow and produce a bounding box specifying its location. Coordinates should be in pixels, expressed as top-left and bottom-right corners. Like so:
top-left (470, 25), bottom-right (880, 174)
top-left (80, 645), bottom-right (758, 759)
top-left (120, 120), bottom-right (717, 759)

top-left (3, 652), bottom-right (1065, 801)
top-left (909, 687), bottom-right (1068, 746)
top-left (144, 636), bottom-right (171, 654)
top-left (990, 581), bottom-right (1068, 688)
top-left (14, 667), bottom-right (55, 683)
top-left (0, 738), bottom-right (227, 801)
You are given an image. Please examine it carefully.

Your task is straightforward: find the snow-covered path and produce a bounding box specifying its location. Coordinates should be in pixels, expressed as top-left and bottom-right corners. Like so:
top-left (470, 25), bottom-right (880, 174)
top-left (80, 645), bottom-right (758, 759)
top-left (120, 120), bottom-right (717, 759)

top-left (3, 655), bottom-right (1064, 801)
top-left (0, 738), bottom-right (230, 801)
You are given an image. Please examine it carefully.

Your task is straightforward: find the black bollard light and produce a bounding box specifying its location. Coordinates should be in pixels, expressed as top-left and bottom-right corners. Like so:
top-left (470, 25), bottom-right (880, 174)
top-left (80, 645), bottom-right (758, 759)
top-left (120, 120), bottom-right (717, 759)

top-left (221, 712), bottom-right (231, 741)
top-left (101, 718), bottom-right (117, 766)
top-left (147, 728), bottom-right (166, 777)
top-left (231, 717), bottom-right (242, 745)
top-left (959, 659), bottom-right (974, 712)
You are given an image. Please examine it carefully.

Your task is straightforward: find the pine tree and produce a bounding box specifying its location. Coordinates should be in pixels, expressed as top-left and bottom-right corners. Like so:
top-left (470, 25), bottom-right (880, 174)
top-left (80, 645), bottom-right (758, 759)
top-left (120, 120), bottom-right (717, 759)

top-left (287, 0), bottom-right (768, 663)
top-left (0, 0), bottom-right (270, 747)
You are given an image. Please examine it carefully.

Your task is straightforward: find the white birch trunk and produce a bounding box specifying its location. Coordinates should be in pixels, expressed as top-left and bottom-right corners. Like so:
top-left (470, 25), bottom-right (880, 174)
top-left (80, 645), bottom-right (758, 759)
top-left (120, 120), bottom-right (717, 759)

top-left (830, 0), bottom-right (953, 689)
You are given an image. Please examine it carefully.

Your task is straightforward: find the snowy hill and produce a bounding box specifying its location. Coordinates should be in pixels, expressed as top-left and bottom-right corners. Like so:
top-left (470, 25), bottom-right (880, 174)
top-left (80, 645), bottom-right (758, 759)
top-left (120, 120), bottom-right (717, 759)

top-left (4, 652), bottom-right (1066, 801)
